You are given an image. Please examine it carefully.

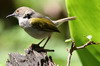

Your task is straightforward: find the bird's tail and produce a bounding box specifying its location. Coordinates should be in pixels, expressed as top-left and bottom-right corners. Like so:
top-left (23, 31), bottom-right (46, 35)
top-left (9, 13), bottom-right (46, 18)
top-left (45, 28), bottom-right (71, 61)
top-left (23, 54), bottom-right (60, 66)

top-left (52, 16), bottom-right (76, 27)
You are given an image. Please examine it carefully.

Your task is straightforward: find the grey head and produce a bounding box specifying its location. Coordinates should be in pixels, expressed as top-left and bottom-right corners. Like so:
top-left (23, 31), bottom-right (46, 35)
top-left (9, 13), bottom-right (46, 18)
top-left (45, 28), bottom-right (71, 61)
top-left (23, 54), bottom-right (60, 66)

top-left (6, 7), bottom-right (43, 19)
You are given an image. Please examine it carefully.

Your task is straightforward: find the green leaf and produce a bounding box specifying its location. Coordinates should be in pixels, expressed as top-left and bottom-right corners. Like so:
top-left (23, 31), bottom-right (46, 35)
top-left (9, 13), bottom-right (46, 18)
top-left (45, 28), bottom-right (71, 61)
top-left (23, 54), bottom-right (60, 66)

top-left (66, 0), bottom-right (100, 66)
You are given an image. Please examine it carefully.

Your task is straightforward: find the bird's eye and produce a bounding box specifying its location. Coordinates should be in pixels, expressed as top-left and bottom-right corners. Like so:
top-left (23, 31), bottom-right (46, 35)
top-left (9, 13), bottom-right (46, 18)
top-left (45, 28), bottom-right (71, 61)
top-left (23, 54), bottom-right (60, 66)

top-left (16, 10), bottom-right (19, 12)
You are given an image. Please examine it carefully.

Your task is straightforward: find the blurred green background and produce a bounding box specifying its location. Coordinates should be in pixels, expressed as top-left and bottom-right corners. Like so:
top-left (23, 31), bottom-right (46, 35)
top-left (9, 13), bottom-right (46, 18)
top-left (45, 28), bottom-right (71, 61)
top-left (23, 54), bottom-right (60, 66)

top-left (0, 0), bottom-right (82, 66)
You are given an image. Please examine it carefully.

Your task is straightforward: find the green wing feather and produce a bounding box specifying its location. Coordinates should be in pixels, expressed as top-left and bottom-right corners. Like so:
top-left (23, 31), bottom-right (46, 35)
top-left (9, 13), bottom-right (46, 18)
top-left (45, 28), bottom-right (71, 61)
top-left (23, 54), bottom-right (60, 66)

top-left (29, 18), bottom-right (60, 32)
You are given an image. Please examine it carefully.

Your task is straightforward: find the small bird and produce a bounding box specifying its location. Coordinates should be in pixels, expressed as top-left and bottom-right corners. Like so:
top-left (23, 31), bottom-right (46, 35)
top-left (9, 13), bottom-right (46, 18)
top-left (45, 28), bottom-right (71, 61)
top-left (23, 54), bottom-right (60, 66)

top-left (7, 7), bottom-right (75, 47)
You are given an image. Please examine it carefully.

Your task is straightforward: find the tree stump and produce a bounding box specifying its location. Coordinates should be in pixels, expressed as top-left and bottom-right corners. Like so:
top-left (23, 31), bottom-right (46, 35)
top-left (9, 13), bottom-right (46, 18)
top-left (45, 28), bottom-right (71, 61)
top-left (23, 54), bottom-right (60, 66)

top-left (6, 44), bottom-right (56, 66)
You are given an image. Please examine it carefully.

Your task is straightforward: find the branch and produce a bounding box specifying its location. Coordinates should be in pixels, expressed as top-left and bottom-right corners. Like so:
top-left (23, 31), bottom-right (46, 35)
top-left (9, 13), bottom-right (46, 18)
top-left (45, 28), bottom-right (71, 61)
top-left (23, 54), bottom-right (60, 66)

top-left (67, 41), bottom-right (100, 66)
top-left (6, 44), bottom-right (56, 66)
top-left (76, 41), bottom-right (96, 49)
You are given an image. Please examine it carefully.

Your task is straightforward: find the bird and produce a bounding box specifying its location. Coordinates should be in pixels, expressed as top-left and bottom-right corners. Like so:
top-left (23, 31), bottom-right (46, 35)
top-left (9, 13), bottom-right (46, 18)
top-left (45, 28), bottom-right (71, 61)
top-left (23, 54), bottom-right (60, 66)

top-left (6, 7), bottom-right (75, 48)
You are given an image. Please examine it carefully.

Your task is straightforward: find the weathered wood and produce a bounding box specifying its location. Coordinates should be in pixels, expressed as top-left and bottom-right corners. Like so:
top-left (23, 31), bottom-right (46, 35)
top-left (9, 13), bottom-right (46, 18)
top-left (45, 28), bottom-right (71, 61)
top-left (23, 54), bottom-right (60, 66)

top-left (6, 44), bottom-right (56, 66)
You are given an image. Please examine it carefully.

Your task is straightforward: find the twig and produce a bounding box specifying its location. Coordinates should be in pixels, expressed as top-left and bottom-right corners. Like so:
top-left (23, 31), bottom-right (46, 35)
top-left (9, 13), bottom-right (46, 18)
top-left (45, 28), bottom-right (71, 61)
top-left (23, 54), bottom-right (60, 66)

top-left (67, 42), bottom-right (75, 66)
top-left (67, 41), bottom-right (100, 66)
top-left (76, 41), bottom-right (96, 50)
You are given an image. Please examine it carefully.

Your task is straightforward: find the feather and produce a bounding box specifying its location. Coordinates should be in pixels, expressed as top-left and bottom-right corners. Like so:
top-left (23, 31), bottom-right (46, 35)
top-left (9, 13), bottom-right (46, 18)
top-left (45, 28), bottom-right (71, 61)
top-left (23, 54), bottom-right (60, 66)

top-left (29, 18), bottom-right (60, 32)
top-left (52, 17), bottom-right (76, 27)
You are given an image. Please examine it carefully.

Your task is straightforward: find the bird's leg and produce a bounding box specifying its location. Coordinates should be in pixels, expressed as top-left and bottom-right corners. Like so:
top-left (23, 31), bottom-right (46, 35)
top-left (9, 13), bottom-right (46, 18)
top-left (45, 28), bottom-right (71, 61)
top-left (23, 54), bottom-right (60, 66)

top-left (38, 38), bottom-right (45, 46)
top-left (43, 36), bottom-right (51, 48)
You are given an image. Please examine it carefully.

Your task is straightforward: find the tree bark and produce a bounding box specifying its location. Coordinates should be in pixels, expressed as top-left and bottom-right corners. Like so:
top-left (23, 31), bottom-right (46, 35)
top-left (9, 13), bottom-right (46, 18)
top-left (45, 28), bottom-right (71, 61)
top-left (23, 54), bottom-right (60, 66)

top-left (6, 44), bottom-right (56, 66)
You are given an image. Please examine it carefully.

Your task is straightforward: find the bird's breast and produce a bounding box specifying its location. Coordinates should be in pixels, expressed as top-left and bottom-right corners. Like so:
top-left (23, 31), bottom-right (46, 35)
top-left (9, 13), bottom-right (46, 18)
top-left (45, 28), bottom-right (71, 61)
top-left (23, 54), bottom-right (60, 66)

top-left (24, 27), bottom-right (52, 39)
top-left (18, 17), bottom-right (52, 39)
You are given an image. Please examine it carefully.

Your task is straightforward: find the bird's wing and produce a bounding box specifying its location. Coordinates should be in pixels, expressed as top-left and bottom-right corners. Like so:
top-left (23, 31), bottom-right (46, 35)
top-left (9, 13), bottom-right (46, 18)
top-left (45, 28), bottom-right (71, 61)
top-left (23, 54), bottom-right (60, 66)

top-left (29, 18), bottom-right (60, 32)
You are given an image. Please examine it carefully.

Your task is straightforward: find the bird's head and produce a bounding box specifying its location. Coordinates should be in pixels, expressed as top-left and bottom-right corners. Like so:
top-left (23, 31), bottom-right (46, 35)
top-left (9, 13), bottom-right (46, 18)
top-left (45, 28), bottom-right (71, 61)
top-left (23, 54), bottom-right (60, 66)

top-left (6, 7), bottom-right (36, 19)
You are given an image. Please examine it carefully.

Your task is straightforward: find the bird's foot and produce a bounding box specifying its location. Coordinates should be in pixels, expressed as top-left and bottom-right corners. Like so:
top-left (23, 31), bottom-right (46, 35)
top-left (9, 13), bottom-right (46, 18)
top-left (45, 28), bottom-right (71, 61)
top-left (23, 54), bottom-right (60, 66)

top-left (29, 44), bottom-right (54, 52)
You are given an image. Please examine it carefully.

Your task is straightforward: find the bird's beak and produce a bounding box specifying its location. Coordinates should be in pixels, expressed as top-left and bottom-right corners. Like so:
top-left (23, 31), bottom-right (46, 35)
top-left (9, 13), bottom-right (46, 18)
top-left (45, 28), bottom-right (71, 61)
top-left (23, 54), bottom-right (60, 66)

top-left (6, 13), bottom-right (15, 18)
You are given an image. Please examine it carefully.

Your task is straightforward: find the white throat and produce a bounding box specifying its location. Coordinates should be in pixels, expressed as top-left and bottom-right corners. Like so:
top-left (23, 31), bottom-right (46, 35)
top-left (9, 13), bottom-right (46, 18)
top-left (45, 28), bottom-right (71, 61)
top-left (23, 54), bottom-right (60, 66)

top-left (17, 17), bottom-right (31, 28)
